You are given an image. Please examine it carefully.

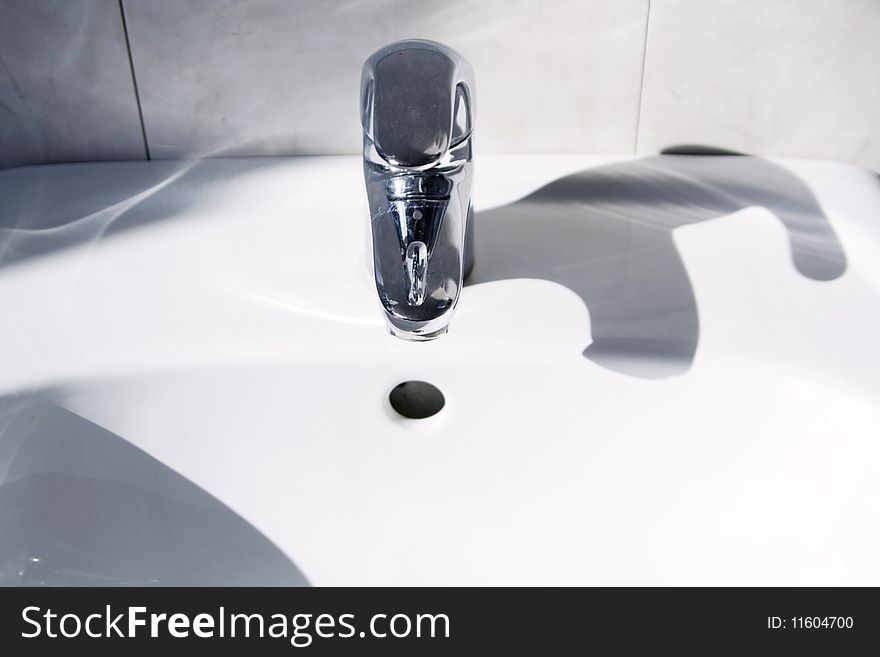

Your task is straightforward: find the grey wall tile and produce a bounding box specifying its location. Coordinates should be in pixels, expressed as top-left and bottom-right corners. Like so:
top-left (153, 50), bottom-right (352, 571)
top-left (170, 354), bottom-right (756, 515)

top-left (0, 0), bottom-right (146, 169)
top-left (637, 0), bottom-right (880, 171)
top-left (122, 0), bottom-right (649, 158)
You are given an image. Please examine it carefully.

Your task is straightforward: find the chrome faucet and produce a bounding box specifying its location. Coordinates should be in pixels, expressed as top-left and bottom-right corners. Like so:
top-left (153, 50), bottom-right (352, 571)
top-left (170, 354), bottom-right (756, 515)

top-left (361, 40), bottom-right (475, 341)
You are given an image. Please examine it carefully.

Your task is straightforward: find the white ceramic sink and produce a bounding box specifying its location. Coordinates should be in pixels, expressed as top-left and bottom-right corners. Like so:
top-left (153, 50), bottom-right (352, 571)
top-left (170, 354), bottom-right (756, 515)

top-left (1, 154), bottom-right (879, 585)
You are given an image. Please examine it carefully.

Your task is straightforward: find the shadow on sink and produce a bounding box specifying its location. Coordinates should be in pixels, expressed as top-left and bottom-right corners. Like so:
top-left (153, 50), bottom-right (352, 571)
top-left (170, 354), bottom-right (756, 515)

top-left (468, 151), bottom-right (848, 378)
top-left (0, 392), bottom-right (308, 586)
top-left (0, 151), bottom-right (850, 380)
top-left (0, 157), bottom-right (294, 270)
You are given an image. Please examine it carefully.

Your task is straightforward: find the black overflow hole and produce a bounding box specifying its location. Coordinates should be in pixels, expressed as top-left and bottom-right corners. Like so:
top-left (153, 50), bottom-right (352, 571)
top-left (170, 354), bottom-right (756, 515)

top-left (389, 381), bottom-right (445, 419)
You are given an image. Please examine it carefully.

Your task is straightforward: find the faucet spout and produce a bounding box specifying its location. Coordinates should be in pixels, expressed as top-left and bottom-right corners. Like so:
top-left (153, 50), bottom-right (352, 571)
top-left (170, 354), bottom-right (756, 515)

top-left (361, 40), bottom-right (475, 341)
top-left (405, 240), bottom-right (429, 306)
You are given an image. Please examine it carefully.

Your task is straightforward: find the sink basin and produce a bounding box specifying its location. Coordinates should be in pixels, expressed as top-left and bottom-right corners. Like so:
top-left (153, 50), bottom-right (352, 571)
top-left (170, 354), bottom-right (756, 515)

top-left (1, 154), bottom-right (879, 585)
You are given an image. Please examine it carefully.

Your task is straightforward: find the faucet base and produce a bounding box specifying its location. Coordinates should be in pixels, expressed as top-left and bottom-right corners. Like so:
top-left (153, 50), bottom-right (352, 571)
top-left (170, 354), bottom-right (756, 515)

top-left (387, 324), bottom-right (449, 342)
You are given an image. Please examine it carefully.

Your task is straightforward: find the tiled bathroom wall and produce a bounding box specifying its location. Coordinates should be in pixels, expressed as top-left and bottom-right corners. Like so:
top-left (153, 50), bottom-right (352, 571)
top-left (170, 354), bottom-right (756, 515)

top-left (637, 0), bottom-right (880, 167)
top-left (1, 0), bottom-right (878, 170)
top-left (0, 0), bottom-right (146, 168)
top-left (122, 0), bottom-right (649, 159)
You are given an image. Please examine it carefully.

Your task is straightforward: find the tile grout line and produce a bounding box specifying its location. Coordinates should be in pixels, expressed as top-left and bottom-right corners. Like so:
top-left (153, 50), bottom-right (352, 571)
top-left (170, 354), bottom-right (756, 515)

top-left (118, 0), bottom-right (151, 160)
top-left (633, 0), bottom-right (652, 154)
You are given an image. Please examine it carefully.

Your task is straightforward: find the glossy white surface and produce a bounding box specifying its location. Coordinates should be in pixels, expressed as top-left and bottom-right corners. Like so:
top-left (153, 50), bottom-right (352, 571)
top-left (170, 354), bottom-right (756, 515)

top-left (1, 155), bottom-right (879, 585)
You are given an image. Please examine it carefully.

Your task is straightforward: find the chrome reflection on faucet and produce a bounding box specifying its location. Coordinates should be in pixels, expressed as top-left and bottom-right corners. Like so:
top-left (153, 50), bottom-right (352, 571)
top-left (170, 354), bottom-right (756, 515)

top-left (361, 40), bottom-right (475, 340)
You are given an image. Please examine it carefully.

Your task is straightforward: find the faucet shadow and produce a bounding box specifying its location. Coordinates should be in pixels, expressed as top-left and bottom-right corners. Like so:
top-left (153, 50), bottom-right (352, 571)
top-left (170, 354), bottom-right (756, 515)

top-left (0, 392), bottom-right (309, 586)
top-left (1, 153), bottom-right (850, 380)
top-left (466, 153), bottom-right (848, 378)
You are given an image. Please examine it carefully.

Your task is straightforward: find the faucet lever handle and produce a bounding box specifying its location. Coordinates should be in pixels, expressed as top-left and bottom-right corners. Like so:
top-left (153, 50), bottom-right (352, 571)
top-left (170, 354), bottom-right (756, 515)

top-left (361, 40), bottom-right (475, 169)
